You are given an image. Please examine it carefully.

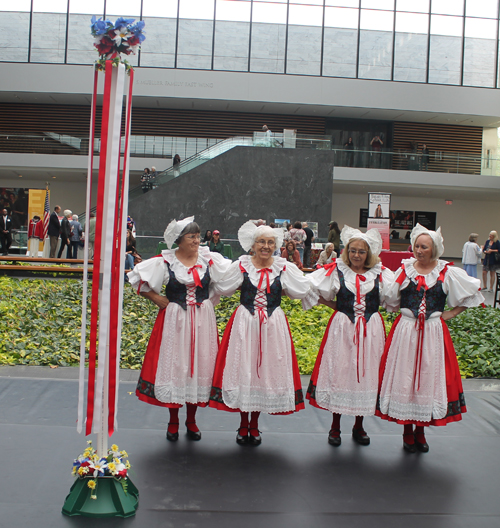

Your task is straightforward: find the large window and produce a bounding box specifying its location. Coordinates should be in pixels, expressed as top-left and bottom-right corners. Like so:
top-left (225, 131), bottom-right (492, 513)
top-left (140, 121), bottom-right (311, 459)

top-left (1, 0), bottom-right (499, 89)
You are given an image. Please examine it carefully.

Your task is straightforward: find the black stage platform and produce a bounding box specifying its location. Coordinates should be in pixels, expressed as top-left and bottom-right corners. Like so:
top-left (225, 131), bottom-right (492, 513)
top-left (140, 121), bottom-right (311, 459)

top-left (1, 366), bottom-right (500, 528)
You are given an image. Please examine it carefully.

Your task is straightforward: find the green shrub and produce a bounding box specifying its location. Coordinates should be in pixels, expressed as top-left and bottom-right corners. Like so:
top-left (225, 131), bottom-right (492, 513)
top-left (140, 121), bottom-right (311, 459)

top-left (0, 277), bottom-right (498, 378)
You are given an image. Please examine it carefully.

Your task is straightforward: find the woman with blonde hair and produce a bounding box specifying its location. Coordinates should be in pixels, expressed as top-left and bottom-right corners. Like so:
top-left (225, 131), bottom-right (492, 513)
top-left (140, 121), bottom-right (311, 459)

top-left (303, 226), bottom-right (394, 446)
top-left (481, 230), bottom-right (500, 292)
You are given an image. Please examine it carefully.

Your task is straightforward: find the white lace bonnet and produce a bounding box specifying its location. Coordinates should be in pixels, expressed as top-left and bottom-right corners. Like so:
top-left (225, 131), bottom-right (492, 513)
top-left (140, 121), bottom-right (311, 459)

top-left (238, 220), bottom-right (284, 252)
top-left (410, 223), bottom-right (444, 258)
top-left (340, 225), bottom-right (383, 256)
top-left (163, 215), bottom-right (195, 249)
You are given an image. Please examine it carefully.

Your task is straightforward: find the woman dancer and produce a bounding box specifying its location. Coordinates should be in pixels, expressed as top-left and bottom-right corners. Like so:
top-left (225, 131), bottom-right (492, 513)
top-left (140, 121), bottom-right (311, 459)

top-left (376, 224), bottom-right (484, 452)
top-left (128, 216), bottom-right (230, 441)
top-left (303, 226), bottom-right (394, 446)
top-left (210, 221), bottom-right (310, 445)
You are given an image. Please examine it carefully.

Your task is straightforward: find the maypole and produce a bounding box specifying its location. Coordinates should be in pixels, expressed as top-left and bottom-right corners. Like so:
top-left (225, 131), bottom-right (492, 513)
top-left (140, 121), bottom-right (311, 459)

top-left (62, 16), bottom-right (145, 519)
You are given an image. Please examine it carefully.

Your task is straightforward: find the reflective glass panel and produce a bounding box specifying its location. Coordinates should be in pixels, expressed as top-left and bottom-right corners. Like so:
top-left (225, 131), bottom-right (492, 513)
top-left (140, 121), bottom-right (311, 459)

top-left (106, 0), bottom-right (141, 16)
top-left (360, 9), bottom-right (393, 31)
top-left (177, 19), bottom-right (214, 68)
top-left (250, 21), bottom-right (286, 72)
top-left (323, 26), bottom-right (357, 77)
top-left (430, 14), bottom-right (463, 36)
top-left (288, 4), bottom-right (323, 26)
top-left (252, 2), bottom-right (287, 23)
top-left (466, 0), bottom-right (498, 18)
top-left (325, 0), bottom-right (359, 6)
top-left (358, 27), bottom-right (393, 79)
top-left (395, 11), bottom-right (428, 33)
top-left (465, 17), bottom-right (496, 39)
top-left (287, 25), bottom-right (322, 75)
top-left (254, 0), bottom-right (287, 3)
top-left (324, 6), bottom-right (358, 28)
top-left (428, 34), bottom-right (462, 84)
top-left (431, 0), bottom-right (464, 16)
top-left (143, 0), bottom-right (178, 17)
top-left (0, 0), bottom-right (31, 10)
top-left (70, 0), bottom-right (104, 14)
top-left (463, 35), bottom-right (496, 87)
top-left (361, 0), bottom-right (394, 9)
top-left (394, 13), bottom-right (428, 82)
top-left (396, 0), bottom-right (429, 13)
top-left (67, 13), bottom-right (100, 64)
top-left (31, 13), bottom-right (67, 62)
top-left (214, 20), bottom-right (250, 71)
top-left (139, 17), bottom-right (177, 67)
top-left (33, 0), bottom-right (67, 13)
top-left (216, 0), bottom-right (251, 22)
top-left (0, 12), bottom-right (30, 60)
top-left (179, 0), bottom-right (215, 20)
top-left (290, 0), bottom-right (323, 5)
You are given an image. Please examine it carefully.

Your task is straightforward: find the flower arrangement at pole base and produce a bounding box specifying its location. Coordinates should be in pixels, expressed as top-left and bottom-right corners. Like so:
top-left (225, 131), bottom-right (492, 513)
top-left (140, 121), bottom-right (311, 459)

top-left (90, 16), bottom-right (146, 73)
top-left (72, 441), bottom-right (131, 499)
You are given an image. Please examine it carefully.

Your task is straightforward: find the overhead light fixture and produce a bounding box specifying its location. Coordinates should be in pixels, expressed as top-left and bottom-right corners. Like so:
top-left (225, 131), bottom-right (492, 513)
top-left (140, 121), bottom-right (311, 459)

top-left (52, 176), bottom-right (56, 179)
top-left (18, 174), bottom-right (22, 177)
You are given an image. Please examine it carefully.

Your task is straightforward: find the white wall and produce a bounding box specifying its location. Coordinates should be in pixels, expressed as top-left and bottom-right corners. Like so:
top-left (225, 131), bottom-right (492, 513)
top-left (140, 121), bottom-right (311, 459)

top-left (332, 191), bottom-right (497, 258)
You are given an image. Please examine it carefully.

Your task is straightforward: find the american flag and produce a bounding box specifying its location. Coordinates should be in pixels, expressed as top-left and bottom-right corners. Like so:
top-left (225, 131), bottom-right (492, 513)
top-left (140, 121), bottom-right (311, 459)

top-left (42, 188), bottom-right (50, 239)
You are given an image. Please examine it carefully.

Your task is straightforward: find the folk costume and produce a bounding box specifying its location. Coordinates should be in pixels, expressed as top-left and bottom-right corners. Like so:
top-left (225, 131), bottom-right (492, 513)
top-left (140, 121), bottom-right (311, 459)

top-left (376, 224), bottom-right (484, 450)
top-left (128, 217), bottom-right (230, 440)
top-left (209, 221), bottom-right (310, 444)
top-left (303, 226), bottom-right (394, 445)
top-left (28, 216), bottom-right (43, 258)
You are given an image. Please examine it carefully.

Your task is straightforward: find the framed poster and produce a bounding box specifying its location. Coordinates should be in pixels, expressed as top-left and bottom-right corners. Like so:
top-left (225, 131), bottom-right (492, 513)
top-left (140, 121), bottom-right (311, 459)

top-left (368, 193), bottom-right (391, 219)
top-left (390, 210), bottom-right (414, 230)
top-left (415, 211), bottom-right (436, 231)
top-left (359, 208), bottom-right (368, 228)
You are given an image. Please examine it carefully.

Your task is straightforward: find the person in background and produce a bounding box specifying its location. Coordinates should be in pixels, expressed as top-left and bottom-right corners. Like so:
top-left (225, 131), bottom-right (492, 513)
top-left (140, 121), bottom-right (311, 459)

top-left (28, 215), bottom-right (43, 258)
top-left (69, 214), bottom-right (83, 259)
top-left (481, 230), bottom-right (500, 292)
top-left (150, 166), bottom-right (158, 190)
top-left (203, 230), bottom-right (212, 244)
top-left (328, 221), bottom-right (341, 255)
top-left (302, 222), bottom-right (315, 268)
top-left (344, 137), bottom-right (354, 167)
top-left (173, 154), bottom-right (181, 176)
top-left (316, 243), bottom-right (337, 268)
top-left (57, 209), bottom-right (72, 259)
top-left (88, 212), bottom-right (96, 260)
top-left (462, 233), bottom-right (482, 278)
top-left (281, 239), bottom-right (303, 269)
top-left (141, 168), bottom-right (151, 193)
top-left (289, 221), bottom-right (307, 262)
top-left (209, 230), bottom-right (224, 255)
top-left (421, 144), bottom-right (430, 171)
top-left (0, 208), bottom-right (12, 256)
top-left (125, 229), bottom-right (137, 272)
top-left (48, 205), bottom-right (61, 259)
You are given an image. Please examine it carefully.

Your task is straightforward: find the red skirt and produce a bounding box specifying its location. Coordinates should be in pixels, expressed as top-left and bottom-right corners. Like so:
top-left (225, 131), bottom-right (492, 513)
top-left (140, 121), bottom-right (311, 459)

top-left (375, 314), bottom-right (466, 426)
top-left (135, 308), bottom-right (209, 409)
top-left (209, 308), bottom-right (305, 415)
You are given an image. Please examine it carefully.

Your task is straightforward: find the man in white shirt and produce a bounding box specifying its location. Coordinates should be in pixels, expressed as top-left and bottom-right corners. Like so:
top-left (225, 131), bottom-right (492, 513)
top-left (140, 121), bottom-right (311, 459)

top-left (0, 209), bottom-right (12, 256)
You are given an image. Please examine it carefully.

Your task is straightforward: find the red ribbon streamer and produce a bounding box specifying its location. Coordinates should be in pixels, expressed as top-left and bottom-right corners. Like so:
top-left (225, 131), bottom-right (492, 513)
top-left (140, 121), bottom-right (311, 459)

top-left (188, 264), bottom-right (203, 288)
top-left (86, 61), bottom-right (113, 436)
top-left (413, 275), bottom-right (428, 391)
top-left (355, 273), bottom-right (366, 304)
top-left (353, 316), bottom-right (367, 383)
top-left (324, 262), bottom-right (337, 276)
top-left (257, 268), bottom-right (273, 293)
top-left (190, 305), bottom-right (196, 377)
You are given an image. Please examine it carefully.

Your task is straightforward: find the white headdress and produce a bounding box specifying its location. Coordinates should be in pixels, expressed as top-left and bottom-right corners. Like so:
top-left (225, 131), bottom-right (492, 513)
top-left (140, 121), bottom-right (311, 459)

top-left (163, 215), bottom-right (195, 249)
top-left (340, 225), bottom-right (383, 256)
top-left (238, 220), bottom-right (284, 252)
top-left (410, 223), bottom-right (444, 258)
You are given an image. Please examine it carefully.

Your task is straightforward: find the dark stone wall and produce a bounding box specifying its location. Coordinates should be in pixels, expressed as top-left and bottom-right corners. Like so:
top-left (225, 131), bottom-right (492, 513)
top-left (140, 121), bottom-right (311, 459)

top-left (129, 146), bottom-right (334, 240)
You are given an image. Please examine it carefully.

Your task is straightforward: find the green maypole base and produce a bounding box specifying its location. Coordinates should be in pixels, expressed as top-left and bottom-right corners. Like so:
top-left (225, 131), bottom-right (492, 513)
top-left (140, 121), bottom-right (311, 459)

top-left (62, 477), bottom-right (139, 518)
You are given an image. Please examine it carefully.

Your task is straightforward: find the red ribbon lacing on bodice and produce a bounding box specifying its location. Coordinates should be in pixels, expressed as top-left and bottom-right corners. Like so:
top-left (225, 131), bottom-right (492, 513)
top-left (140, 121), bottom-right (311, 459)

top-left (255, 268), bottom-right (273, 377)
top-left (187, 265), bottom-right (203, 377)
top-left (353, 274), bottom-right (367, 383)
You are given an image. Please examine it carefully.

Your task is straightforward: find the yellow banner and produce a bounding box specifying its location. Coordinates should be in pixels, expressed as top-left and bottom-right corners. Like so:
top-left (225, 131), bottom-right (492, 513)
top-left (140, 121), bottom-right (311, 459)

top-left (28, 189), bottom-right (49, 251)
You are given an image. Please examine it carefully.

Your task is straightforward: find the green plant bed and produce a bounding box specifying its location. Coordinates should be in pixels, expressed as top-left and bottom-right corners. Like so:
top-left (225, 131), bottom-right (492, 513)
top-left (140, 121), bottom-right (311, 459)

top-left (0, 277), bottom-right (498, 378)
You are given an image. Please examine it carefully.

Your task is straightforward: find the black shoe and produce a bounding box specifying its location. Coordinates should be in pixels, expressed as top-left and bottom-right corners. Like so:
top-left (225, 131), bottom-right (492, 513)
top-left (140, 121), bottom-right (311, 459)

top-left (352, 427), bottom-right (370, 446)
top-left (186, 422), bottom-right (201, 441)
top-left (248, 429), bottom-right (262, 446)
top-left (403, 435), bottom-right (416, 453)
top-left (328, 429), bottom-right (341, 446)
top-left (236, 427), bottom-right (249, 445)
top-left (415, 439), bottom-right (429, 453)
top-left (166, 423), bottom-right (179, 442)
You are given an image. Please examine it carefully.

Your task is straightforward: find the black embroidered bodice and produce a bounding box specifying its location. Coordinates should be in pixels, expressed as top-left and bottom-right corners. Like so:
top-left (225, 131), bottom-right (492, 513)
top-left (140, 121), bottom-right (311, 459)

top-left (164, 263), bottom-right (210, 310)
top-left (240, 269), bottom-right (282, 316)
top-left (400, 275), bottom-right (447, 319)
top-left (336, 268), bottom-right (380, 324)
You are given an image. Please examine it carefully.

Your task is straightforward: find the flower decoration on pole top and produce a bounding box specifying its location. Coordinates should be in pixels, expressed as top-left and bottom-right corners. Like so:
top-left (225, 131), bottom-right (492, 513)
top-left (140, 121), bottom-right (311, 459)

top-left (90, 16), bottom-right (145, 73)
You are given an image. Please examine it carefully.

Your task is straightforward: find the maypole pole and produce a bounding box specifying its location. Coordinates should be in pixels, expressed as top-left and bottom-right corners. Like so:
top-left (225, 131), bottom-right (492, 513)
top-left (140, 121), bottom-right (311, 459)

top-left (62, 16), bottom-right (145, 519)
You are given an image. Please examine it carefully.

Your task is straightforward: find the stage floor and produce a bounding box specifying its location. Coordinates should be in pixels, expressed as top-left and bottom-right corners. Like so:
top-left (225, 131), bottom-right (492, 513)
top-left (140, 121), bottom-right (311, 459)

top-left (1, 366), bottom-right (500, 528)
